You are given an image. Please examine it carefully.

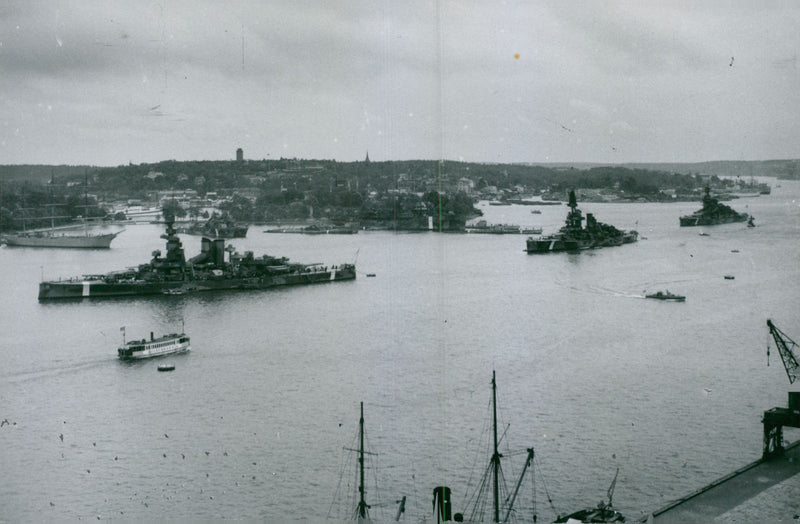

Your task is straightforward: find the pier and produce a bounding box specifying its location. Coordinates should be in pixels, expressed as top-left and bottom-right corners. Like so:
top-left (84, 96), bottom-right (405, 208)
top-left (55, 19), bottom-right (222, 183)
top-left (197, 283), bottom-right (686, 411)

top-left (645, 395), bottom-right (800, 522)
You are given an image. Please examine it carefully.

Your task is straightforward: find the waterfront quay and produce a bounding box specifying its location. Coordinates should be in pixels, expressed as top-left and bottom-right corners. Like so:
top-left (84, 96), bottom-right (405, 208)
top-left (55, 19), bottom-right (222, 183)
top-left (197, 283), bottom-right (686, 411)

top-left (644, 440), bottom-right (800, 522)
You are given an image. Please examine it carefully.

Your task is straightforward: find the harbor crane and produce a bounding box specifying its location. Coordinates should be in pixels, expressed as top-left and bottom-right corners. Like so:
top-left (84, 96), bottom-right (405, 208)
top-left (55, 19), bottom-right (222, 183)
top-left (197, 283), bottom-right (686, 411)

top-left (762, 319), bottom-right (800, 458)
top-left (767, 319), bottom-right (799, 384)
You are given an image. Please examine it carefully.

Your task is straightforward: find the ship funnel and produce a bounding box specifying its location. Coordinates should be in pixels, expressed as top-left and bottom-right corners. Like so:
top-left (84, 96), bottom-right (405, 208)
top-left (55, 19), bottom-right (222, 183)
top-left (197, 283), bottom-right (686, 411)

top-left (432, 486), bottom-right (452, 522)
top-left (150, 332), bottom-right (154, 341)
top-left (213, 238), bottom-right (225, 266)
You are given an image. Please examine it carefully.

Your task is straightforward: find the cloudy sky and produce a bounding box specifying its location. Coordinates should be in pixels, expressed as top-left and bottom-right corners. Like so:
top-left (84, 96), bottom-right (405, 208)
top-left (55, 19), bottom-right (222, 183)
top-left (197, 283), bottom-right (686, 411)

top-left (2, 1), bottom-right (798, 166)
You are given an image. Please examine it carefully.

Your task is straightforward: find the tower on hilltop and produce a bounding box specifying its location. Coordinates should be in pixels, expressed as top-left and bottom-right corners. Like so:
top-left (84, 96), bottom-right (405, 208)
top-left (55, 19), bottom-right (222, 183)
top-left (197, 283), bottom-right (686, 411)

top-left (236, 148), bottom-right (244, 162)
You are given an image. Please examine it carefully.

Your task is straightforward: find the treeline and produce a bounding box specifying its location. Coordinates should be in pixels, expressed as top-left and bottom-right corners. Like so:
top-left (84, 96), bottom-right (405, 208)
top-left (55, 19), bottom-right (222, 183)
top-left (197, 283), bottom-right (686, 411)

top-left (0, 183), bottom-right (107, 230)
top-left (84, 159), bottom-right (705, 196)
top-left (0, 158), bottom-right (748, 230)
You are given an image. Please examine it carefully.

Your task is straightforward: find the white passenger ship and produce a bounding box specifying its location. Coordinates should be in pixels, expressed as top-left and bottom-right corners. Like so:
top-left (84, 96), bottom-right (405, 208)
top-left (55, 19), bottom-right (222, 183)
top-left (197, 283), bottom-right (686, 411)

top-left (118, 331), bottom-right (191, 360)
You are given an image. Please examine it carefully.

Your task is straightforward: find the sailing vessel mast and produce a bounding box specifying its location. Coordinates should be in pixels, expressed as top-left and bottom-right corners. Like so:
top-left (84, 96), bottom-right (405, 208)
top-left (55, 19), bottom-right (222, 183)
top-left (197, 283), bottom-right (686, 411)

top-left (356, 401), bottom-right (369, 521)
top-left (434, 372), bottom-right (540, 523)
top-left (491, 370), bottom-right (500, 523)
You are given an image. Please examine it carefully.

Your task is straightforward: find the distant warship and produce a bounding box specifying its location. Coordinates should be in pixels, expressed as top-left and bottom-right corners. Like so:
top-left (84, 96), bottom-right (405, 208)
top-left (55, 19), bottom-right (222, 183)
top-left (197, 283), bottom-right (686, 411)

top-left (38, 211), bottom-right (355, 300)
top-left (2, 229), bottom-right (120, 249)
top-left (526, 190), bottom-right (637, 253)
top-left (177, 212), bottom-right (248, 238)
top-left (679, 186), bottom-right (751, 227)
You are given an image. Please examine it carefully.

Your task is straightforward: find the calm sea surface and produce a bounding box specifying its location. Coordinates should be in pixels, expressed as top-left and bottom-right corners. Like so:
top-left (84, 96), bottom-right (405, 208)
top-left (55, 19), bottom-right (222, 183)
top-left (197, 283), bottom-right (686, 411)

top-left (1, 180), bottom-right (798, 522)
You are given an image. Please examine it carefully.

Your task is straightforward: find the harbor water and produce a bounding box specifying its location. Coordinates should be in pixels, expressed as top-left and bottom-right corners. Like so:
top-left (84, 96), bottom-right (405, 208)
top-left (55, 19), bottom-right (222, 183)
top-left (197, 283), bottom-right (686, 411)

top-left (1, 180), bottom-right (798, 522)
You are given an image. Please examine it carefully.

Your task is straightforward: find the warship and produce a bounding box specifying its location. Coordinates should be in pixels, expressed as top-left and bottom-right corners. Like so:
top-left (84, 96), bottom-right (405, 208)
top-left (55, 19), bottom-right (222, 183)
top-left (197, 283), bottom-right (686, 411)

top-left (2, 176), bottom-right (123, 248)
top-left (526, 190), bottom-right (637, 253)
top-left (2, 229), bottom-right (120, 248)
top-left (38, 211), bottom-right (355, 300)
top-left (679, 186), bottom-right (751, 227)
top-left (176, 213), bottom-right (248, 238)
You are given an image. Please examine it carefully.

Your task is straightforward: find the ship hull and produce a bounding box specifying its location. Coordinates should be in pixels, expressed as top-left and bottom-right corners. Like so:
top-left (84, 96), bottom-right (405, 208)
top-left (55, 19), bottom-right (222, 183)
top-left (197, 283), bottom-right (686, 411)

top-left (646, 295), bottom-right (685, 301)
top-left (2, 232), bottom-right (118, 248)
top-left (679, 214), bottom-right (749, 227)
top-left (526, 236), bottom-right (584, 253)
top-left (526, 231), bottom-right (636, 253)
top-left (38, 266), bottom-right (356, 300)
top-left (118, 341), bottom-right (190, 360)
top-left (179, 225), bottom-right (248, 238)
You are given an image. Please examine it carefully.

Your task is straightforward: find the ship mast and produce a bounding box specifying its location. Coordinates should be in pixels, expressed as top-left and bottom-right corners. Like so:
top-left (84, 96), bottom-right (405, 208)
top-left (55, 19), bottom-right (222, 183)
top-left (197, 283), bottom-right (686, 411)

top-left (356, 401), bottom-right (369, 521)
top-left (492, 370), bottom-right (500, 523)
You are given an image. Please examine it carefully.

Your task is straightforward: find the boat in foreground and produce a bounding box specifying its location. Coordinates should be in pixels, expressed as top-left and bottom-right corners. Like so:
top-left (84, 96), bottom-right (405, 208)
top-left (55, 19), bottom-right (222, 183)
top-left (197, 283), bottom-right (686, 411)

top-left (554, 469), bottom-right (626, 523)
top-left (328, 402), bottom-right (400, 523)
top-left (526, 191), bottom-right (637, 253)
top-left (433, 371), bottom-right (537, 523)
top-left (118, 331), bottom-right (190, 360)
top-left (38, 211), bottom-right (356, 300)
top-left (645, 291), bottom-right (685, 301)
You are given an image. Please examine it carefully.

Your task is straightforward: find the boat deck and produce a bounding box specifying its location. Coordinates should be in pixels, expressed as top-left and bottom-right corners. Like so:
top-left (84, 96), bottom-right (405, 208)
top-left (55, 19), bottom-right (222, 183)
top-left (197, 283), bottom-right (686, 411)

top-left (643, 440), bottom-right (800, 522)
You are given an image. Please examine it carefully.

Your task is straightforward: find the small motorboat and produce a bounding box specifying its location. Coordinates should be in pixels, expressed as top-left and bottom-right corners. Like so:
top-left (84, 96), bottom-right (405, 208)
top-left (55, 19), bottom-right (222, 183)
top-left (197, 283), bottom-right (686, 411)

top-left (645, 290), bottom-right (685, 301)
top-left (724, 275), bottom-right (735, 280)
top-left (366, 273), bottom-right (376, 277)
top-left (554, 468), bottom-right (626, 523)
top-left (157, 364), bottom-right (175, 372)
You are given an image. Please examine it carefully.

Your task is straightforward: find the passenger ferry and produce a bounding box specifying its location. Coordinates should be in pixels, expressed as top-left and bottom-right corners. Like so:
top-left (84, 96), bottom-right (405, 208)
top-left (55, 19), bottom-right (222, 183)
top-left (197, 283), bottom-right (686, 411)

top-left (118, 331), bottom-right (191, 360)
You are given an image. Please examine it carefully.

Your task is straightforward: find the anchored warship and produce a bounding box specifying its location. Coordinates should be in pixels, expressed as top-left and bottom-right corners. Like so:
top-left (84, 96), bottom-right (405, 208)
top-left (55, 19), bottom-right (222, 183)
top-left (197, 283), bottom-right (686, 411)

top-left (177, 213), bottom-right (248, 238)
top-left (526, 190), bottom-right (638, 253)
top-left (679, 186), bottom-right (751, 227)
top-left (38, 211), bottom-right (355, 300)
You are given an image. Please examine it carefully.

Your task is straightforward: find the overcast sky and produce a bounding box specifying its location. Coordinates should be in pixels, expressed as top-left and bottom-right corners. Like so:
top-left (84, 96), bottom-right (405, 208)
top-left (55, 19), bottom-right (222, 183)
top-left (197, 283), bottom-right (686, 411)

top-left (1, 1), bottom-right (798, 166)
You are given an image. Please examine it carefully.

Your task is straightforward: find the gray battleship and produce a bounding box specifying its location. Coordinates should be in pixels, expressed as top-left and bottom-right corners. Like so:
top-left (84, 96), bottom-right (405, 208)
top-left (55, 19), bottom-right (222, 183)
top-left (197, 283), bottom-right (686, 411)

top-left (679, 186), bottom-right (751, 227)
top-left (526, 190), bottom-right (637, 253)
top-left (38, 212), bottom-right (355, 300)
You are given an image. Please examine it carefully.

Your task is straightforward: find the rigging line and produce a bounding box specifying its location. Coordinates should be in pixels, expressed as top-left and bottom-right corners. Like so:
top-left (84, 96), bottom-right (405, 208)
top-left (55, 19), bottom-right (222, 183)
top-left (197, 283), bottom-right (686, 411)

top-left (532, 456), bottom-right (537, 522)
top-left (467, 461), bottom-right (510, 523)
top-left (497, 422), bottom-right (511, 450)
top-left (463, 402), bottom-right (492, 502)
top-left (328, 439), bottom-right (352, 518)
top-left (368, 450), bottom-right (383, 519)
top-left (534, 457), bottom-right (560, 516)
top-left (466, 462), bottom-right (494, 520)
